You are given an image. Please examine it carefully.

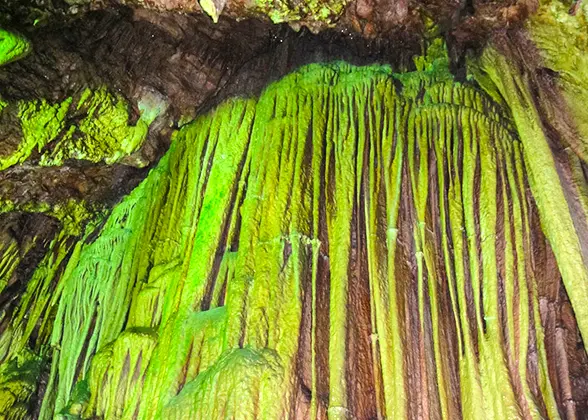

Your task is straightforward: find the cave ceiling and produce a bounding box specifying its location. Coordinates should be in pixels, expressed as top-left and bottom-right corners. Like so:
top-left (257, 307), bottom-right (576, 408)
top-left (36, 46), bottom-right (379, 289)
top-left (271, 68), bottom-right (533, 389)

top-left (0, 0), bottom-right (560, 216)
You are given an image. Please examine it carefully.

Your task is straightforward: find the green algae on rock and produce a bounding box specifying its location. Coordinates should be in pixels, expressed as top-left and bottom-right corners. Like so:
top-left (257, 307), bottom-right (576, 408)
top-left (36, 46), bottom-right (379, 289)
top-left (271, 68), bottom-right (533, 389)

top-left (2, 59), bottom-right (585, 418)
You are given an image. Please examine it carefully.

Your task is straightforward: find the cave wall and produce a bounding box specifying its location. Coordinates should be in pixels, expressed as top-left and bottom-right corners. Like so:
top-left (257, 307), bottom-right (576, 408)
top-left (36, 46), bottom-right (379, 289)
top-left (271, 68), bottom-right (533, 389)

top-left (0, 1), bottom-right (588, 419)
top-left (0, 59), bottom-right (585, 419)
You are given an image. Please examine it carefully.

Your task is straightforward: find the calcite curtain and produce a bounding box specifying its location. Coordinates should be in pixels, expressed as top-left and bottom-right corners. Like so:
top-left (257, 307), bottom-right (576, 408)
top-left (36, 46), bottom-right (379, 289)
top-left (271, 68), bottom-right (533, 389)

top-left (2, 58), bottom-right (587, 419)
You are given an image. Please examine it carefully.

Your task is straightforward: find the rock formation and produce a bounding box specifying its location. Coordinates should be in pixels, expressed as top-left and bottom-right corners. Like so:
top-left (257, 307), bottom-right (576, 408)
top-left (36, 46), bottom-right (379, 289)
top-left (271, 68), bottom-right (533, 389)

top-left (0, 0), bottom-right (587, 418)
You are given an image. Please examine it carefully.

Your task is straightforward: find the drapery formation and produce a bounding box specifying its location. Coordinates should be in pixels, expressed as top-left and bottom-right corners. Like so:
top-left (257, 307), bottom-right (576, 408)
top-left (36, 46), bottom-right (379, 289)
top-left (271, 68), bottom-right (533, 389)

top-left (2, 61), bottom-right (586, 419)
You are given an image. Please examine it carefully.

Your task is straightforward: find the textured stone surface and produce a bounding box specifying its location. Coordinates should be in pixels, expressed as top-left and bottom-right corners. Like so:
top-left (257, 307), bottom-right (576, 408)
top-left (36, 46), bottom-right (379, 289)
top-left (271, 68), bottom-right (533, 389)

top-left (0, 0), bottom-right (541, 41)
top-left (0, 1), bottom-right (587, 419)
top-left (0, 59), bottom-right (587, 418)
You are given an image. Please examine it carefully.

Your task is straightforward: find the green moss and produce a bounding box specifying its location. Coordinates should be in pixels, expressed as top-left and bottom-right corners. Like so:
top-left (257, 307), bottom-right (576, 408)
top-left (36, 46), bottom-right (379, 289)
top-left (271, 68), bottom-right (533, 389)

top-left (0, 198), bottom-right (100, 236)
top-left (0, 98), bottom-right (72, 171)
top-left (40, 87), bottom-right (155, 166)
top-left (413, 38), bottom-right (450, 74)
top-left (0, 349), bottom-right (43, 419)
top-left (60, 379), bottom-right (90, 418)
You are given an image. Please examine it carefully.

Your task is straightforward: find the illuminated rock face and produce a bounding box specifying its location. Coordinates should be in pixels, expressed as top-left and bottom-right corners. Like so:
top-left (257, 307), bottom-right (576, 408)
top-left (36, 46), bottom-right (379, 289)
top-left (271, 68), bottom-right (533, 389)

top-left (0, 28), bottom-right (30, 67)
top-left (3, 60), bottom-right (586, 419)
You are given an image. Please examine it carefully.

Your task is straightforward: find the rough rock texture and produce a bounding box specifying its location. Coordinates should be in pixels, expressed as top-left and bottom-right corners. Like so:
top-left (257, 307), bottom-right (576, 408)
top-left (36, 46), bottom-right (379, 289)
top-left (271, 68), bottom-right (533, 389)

top-left (0, 0), bottom-right (588, 419)
top-left (0, 0), bottom-right (548, 41)
top-left (0, 6), bottom-right (427, 230)
top-left (0, 10), bottom-right (275, 228)
top-left (0, 61), bottom-right (567, 419)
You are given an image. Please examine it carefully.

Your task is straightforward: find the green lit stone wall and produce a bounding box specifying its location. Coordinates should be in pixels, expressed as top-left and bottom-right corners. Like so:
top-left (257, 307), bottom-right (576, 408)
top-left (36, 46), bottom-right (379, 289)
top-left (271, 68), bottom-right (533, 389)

top-left (0, 27), bottom-right (30, 67)
top-left (0, 29), bottom-right (166, 234)
top-left (0, 86), bottom-right (161, 172)
top-left (2, 59), bottom-right (583, 418)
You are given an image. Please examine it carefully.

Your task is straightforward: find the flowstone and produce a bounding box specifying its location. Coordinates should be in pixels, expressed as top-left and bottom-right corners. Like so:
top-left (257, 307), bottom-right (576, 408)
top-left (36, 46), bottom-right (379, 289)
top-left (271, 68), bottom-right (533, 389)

top-left (1, 55), bottom-right (588, 418)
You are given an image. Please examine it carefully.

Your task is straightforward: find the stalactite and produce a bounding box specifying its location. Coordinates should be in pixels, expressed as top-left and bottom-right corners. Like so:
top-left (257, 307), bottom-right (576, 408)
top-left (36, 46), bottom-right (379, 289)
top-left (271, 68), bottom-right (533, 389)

top-left (1, 58), bottom-right (586, 418)
top-left (476, 44), bottom-right (588, 357)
